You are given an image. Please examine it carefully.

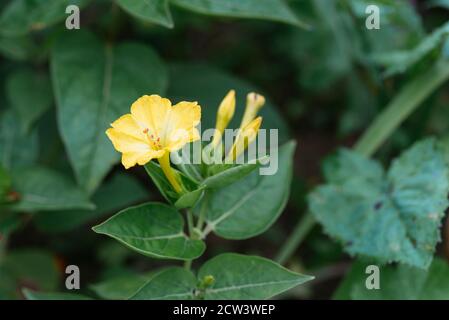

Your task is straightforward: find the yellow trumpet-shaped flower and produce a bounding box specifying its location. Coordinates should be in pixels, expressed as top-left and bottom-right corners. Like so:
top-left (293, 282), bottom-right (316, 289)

top-left (226, 116), bottom-right (262, 161)
top-left (106, 94), bottom-right (201, 193)
top-left (211, 90), bottom-right (236, 147)
top-left (239, 92), bottom-right (265, 129)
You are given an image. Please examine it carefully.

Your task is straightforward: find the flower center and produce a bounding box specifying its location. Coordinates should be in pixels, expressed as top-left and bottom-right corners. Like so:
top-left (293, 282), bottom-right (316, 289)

top-left (143, 128), bottom-right (162, 150)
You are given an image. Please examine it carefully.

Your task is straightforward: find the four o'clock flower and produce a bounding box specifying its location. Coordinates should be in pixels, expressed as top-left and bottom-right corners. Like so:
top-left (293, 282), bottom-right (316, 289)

top-left (105, 94), bottom-right (201, 194)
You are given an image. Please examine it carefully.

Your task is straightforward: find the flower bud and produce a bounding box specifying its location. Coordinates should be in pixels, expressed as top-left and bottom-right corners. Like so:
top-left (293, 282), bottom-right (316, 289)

top-left (239, 92), bottom-right (265, 129)
top-left (227, 116), bottom-right (262, 161)
top-left (211, 90), bottom-right (236, 147)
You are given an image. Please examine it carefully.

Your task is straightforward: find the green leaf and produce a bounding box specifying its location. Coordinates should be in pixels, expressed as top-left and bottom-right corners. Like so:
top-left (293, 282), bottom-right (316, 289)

top-left (132, 254), bottom-right (313, 300)
top-left (171, 0), bottom-right (308, 28)
top-left (202, 158), bottom-right (266, 189)
top-left (199, 253), bottom-right (313, 300)
top-left (0, 110), bottom-right (39, 169)
top-left (131, 268), bottom-right (197, 300)
top-left (174, 186), bottom-right (205, 209)
top-left (372, 21), bottom-right (449, 76)
top-left (335, 258), bottom-right (449, 300)
top-left (0, 0), bottom-right (90, 36)
top-left (310, 139), bottom-right (449, 269)
top-left (90, 273), bottom-right (151, 300)
top-left (144, 160), bottom-right (199, 204)
top-left (202, 141), bottom-right (295, 239)
top-left (34, 173), bottom-right (148, 233)
top-left (168, 63), bottom-right (290, 143)
top-left (92, 202), bottom-right (205, 260)
top-left (116, 0), bottom-right (173, 28)
top-left (51, 30), bottom-right (168, 193)
top-left (9, 166), bottom-right (94, 212)
top-left (6, 68), bottom-right (53, 133)
top-left (23, 289), bottom-right (92, 300)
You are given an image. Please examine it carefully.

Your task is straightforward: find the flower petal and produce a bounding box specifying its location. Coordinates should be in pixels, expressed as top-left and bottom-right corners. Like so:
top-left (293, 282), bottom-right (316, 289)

top-left (164, 101), bottom-right (201, 151)
top-left (130, 95), bottom-right (171, 136)
top-left (106, 128), bottom-right (164, 168)
top-left (111, 114), bottom-right (145, 140)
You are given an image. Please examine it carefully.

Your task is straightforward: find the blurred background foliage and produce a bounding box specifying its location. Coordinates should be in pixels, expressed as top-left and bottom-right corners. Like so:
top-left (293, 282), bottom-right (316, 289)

top-left (1, 0), bottom-right (449, 299)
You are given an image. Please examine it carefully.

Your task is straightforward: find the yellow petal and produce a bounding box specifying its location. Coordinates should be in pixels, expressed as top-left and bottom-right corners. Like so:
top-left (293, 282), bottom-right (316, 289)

top-left (130, 95), bottom-right (171, 136)
top-left (239, 92), bottom-right (265, 129)
top-left (110, 114), bottom-right (145, 140)
top-left (164, 101), bottom-right (201, 151)
top-left (106, 128), bottom-right (164, 168)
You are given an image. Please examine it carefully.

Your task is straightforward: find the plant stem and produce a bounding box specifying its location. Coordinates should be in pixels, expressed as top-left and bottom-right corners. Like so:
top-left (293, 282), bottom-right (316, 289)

top-left (275, 213), bottom-right (315, 264)
top-left (184, 209), bottom-right (195, 270)
top-left (196, 193), bottom-right (209, 231)
top-left (275, 58), bottom-right (449, 265)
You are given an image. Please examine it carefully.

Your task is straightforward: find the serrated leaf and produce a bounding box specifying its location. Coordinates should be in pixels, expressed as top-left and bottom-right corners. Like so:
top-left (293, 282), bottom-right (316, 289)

top-left (6, 68), bottom-right (53, 133)
top-left (132, 253), bottom-right (313, 300)
top-left (309, 139), bottom-right (449, 269)
top-left (131, 268), bottom-right (197, 300)
top-left (171, 0), bottom-right (308, 28)
top-left (0, 0), bottom-right (90, 37)
top-left (199, 253), bottom-right (313, 300)
top-left (9, 166), bottom-right (94, 212)
top-left (23, 289), bottom-right (92, 300)
top-left (51, 30), bottom-right (168, 193)
top-left (93, 202), bottom-right (205, 260)
top-left (34, 173), bottom-right (148, 233)
top-left (335, 258), bottom-right (449, 300)
top-left (116, 0), bottom-right (173, 28)
top-left (203, 141), bottom-right (295, 239)
top-left (0, 110), bottom-right (38, 169)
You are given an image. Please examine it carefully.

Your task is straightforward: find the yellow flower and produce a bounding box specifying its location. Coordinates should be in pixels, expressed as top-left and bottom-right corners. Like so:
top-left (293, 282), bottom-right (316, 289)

top-left (106, 94), bottom-right (201, 193)
top-left (226, 116), bottom-right (262, 161)
top-left (211, 90), bottom-right (236, 147)
top-left (239, 92), bottom-right (265, 129)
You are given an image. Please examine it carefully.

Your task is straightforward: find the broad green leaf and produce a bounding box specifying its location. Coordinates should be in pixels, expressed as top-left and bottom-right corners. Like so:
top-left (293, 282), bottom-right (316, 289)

top-left (116, 0), bottom-right (173, 28)
top-left (171, 0), bottom-right (308, 28)
top-left (34, 173), bottom-right (148, 233)
top-left (199, 253), bottom-right (313, 300)
top-left (0, 110), bottom-right (38, 169)
top-left (0, 211), bottom-right (21, 235)
top-left (168, 63), bottom-right (290, 143)
top-left (132, 254), bottom-right (313, 300)
top-left (0, 0), bottom-right (90, 36)
top-left (9, 166), bottom-right (94, 212)
top-left (335, 258), bottom-right (449, 300)
top-left (23, 289), bottom-right (92, 300)
top-left (202, 158), bottom-right (266, 189)
top-left (93, 202), bottom-right (205, 260)
top-left (1, 249), bottom-right (60, 297)
top-left (131, 268), bottom-right (197, 300)
top-left (90, 273), bottom-right (151, 300)
top-left (203, 141), bottom-right (295, 239)
top-left (310, 139), bottom-right (449, 269)
top-left (51, 30), bottom-right (168, 193)
top-left (6, 68), bottom-right (53, 133)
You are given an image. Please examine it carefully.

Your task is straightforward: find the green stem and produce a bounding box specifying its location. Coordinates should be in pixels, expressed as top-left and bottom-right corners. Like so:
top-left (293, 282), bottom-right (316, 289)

top-left (354, 58), bottom-right (449, 157)
top-left (196, 193), bottom-right (209, 231)
top-left (275, 58), bottom-right (449, 265)
top-left (275, 213), bottom-right (315, 265)
top-left (184, 209), bottom-right (195, 270)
